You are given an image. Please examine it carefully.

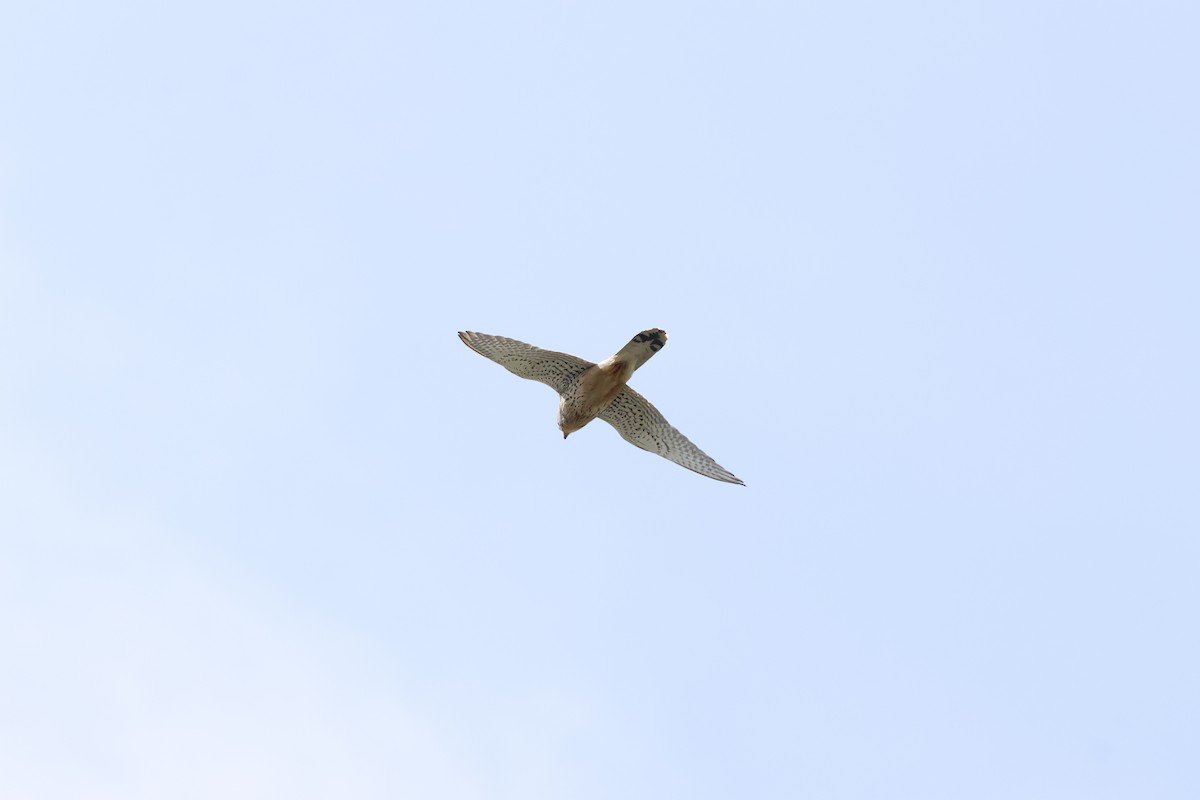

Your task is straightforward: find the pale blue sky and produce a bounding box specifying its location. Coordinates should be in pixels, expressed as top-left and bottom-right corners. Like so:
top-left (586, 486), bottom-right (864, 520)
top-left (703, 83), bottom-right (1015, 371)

top-left (1, 1), bottom-right (1197, 798)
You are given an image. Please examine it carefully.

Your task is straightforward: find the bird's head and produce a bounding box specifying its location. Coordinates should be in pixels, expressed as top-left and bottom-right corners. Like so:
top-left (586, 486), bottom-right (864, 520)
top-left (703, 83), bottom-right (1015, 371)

top-left (558, 412), bottom-right (588, 439)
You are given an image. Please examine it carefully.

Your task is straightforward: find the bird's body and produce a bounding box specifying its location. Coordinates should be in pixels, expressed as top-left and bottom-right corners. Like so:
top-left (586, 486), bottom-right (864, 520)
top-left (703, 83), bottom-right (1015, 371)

top-left (557, 328), bottom-right (665, 436)
top-left (458, 328), bottom-right (743, 484)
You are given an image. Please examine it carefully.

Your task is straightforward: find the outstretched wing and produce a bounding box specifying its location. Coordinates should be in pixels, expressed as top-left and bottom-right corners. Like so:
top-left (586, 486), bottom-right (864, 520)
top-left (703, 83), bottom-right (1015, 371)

top-left (598, 386), bottom-right (744, 485)
top-left (458, 331), bottom-right (592, 394)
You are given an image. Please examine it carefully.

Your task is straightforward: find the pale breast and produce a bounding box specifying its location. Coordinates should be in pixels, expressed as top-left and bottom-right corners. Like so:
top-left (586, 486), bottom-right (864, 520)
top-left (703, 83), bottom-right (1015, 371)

top-left (559, 361), bottom-right (634, 432)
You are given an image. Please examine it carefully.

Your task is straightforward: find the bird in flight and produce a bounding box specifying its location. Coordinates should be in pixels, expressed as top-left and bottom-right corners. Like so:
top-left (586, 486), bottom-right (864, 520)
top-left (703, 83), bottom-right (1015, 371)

top-left (458, 329), bottom-right (744, 485)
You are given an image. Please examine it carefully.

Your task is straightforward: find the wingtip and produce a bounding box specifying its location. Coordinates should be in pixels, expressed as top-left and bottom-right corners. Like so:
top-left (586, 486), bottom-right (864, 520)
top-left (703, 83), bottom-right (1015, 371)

top-left (458, 331), bottom-right (482, 355)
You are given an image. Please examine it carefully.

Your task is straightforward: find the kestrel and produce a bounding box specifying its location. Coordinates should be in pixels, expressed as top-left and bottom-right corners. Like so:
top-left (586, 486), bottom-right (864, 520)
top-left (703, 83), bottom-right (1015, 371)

top-left (458, 329), bottom-right (744, 485)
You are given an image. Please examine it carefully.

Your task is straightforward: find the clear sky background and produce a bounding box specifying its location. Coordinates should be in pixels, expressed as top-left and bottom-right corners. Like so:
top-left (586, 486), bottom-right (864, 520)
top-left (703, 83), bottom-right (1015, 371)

top-left (1, 1), bottom-right (1197, 798)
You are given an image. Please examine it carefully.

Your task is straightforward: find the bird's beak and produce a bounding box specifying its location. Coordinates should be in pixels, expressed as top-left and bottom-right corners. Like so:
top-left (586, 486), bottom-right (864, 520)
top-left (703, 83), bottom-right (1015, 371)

top-left (563, 431), bottom-right (569, 439)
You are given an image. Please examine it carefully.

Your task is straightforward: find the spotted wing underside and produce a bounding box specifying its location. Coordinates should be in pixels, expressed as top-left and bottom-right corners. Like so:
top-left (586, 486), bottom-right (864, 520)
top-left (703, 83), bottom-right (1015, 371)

top-left (598, 386), bottom-right (744, 485)
top-left (458, 331), bottom-right (592, 394)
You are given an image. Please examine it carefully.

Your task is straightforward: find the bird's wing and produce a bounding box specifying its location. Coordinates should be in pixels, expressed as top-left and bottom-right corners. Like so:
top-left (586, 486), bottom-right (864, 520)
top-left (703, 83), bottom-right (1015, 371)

top-left (598, 386), bottom-right (744, 485)
top-left (458, 331), bottom-right (592, 394)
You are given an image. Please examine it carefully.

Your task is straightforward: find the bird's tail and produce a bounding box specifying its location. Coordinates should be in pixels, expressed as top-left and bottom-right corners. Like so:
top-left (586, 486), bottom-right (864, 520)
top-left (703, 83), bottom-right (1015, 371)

top-left (610, 328), bottom-right (667, 373)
